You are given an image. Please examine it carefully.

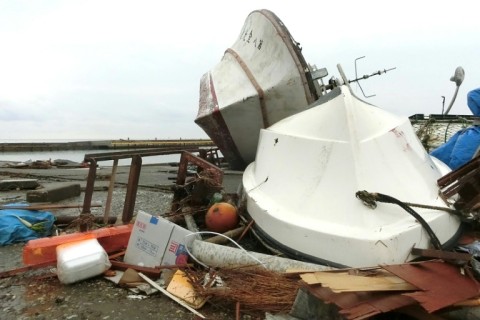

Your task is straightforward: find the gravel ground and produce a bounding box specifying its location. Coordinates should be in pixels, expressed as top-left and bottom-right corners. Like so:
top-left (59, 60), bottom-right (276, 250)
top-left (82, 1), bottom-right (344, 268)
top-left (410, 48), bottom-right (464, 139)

top-left (0, 164), bottom-right (247, 320)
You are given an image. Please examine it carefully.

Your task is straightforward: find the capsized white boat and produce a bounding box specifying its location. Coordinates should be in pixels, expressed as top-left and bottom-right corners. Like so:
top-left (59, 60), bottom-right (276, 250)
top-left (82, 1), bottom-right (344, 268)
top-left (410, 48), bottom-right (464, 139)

top-left (195, 9), bottom-right (322, 170)
top-left (242, 76), bottom-right (463, 268)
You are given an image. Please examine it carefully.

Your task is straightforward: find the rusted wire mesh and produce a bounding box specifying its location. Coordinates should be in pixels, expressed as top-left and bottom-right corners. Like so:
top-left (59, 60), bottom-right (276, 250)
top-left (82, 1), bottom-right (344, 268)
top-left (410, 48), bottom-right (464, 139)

top-left (412, 117), bottom-right (471, 152)
top-left (186, 267), bottom-right (300, 315)
top-left (197, 168), bottom-right (223, 188)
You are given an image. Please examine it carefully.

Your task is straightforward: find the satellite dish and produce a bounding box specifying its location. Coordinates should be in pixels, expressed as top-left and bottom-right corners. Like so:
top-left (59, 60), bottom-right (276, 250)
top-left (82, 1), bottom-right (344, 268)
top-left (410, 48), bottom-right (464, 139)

top-left (444, 66), bottom-right (465, 115)
top-left (450, 66), bottom-right (465, 86)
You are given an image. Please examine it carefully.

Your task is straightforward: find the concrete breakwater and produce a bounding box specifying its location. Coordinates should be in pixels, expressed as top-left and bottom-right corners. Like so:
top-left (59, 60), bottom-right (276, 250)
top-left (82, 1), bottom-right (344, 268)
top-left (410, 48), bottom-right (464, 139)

top-left (0, 139), bottom-right (215, 152)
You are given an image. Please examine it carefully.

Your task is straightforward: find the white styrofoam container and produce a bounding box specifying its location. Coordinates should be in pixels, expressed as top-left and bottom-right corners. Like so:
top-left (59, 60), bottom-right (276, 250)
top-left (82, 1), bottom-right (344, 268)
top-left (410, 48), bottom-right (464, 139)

top-left (56, 238), bottom-right (111, 284)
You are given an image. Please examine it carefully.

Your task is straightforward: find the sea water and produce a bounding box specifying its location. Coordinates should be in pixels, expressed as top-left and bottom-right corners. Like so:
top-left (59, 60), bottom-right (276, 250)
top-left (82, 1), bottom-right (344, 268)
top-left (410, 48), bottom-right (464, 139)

top-left (0, 139), bottom-right (181, 166)
top-left (0, 150), bottom-right (180, 166)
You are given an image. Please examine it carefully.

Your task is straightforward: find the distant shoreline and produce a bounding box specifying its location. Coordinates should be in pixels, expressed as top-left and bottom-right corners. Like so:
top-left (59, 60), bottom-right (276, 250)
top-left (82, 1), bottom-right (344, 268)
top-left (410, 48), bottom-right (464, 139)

top-left (0, 139), bottom-right (214, 152)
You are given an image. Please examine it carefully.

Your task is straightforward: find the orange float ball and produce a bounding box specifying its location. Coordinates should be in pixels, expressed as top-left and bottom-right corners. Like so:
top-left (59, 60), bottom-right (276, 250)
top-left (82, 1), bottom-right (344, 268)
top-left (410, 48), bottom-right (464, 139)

top-left (205, 202), bottom-right (239, 233)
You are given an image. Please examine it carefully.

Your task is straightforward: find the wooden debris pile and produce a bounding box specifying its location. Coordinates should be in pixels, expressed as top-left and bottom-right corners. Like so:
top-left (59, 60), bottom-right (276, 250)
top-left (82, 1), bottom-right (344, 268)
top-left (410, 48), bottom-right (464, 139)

top-left (438, 155), bottom-right (480, 225)
top-left (297, 257), bottom-right (480, 319)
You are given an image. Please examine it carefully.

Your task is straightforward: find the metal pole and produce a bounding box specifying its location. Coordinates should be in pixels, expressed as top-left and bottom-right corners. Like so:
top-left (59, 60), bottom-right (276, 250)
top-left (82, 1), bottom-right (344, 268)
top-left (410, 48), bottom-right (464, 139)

top-left (81, 158), bottom-right (97, 231)
top-left (122, 155), bottom-right (142, 224)
top-left (104, 159), bottom-right (119, 224)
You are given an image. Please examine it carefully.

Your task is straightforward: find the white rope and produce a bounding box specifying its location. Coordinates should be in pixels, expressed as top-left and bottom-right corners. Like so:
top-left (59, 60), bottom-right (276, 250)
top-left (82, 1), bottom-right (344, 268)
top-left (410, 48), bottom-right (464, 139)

top-left (184, 231), bottom-right (267, 269)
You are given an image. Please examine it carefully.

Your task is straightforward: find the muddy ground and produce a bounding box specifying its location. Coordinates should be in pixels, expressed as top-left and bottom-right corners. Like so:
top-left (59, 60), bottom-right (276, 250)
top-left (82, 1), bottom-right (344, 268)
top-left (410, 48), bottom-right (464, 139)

top-left (0, 163), bottom-right (254, 320)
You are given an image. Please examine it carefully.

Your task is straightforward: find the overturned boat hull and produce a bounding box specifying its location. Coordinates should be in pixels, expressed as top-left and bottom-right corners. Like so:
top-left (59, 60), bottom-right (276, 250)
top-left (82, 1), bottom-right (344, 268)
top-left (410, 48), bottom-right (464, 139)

top-left (242, 85), bottom-right (462, 268)
top-left (195, 9), bottom-right (319, 170)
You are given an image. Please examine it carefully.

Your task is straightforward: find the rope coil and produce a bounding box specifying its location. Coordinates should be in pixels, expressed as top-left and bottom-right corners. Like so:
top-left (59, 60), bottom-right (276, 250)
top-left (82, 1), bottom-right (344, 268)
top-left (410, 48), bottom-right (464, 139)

top-left (356, 190), bottom-right (442, 250)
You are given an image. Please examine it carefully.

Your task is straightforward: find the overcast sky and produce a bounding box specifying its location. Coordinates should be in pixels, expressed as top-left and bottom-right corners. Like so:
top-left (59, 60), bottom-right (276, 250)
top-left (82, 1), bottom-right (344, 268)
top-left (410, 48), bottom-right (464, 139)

top-left (1, 0), bottom-right (479, 141)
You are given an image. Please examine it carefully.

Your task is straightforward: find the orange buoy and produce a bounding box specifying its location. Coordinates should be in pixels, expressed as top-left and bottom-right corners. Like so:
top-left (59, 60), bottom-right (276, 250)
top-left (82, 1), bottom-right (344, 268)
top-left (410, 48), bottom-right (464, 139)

top-left (205, 202), bottom-right (239, 233)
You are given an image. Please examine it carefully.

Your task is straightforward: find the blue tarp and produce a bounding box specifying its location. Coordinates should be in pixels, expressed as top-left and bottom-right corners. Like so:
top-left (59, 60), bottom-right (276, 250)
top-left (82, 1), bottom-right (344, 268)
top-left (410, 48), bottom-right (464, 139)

top-left (468, 87), bottom-right (480, 116)
top-left (430, 88), bottom-right (480, 170)
top-left (0, 205), bottom-right (55, 245)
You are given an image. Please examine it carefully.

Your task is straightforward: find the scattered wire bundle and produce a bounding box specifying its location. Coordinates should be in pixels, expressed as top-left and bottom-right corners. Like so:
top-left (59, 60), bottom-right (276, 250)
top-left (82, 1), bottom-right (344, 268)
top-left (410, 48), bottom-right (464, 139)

top-left (187, 267), bottom-right (300, 316)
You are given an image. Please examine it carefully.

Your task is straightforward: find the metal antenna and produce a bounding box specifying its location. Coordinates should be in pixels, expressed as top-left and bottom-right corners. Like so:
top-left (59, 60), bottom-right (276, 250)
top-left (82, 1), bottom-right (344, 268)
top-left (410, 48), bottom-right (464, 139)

top-left (350, 55), bottom-right (396, 98)
top-left (354, 56), bottom-right (375, 98)
top-left (354, 56), bottom-right (365, 91)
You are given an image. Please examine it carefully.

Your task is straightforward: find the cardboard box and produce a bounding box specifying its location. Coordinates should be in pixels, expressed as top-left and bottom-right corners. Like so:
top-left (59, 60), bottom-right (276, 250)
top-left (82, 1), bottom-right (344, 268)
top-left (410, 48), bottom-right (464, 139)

top-left (124, 211), bottom-right (199, 268)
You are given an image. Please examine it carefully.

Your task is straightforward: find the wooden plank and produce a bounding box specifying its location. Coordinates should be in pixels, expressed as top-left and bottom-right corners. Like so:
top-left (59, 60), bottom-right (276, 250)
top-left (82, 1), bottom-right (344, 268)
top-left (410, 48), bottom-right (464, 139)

top-left (300, 270), bottom-right (417, 292)
top-left (454, 297), bottom-right (480, 307)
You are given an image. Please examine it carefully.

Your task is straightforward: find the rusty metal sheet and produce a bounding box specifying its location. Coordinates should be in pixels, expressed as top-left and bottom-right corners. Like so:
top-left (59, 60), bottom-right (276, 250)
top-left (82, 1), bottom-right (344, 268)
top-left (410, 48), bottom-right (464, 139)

top-left (303, 283), bottom-right (372, 309)
top-left (383, 261), bottom-right (480, 312)
top-left (175, 151), bottom-right (223, 186)
top-left (340, 294), bottom-right (416, 320)
top-left (80, 148), bottom-right (218, 230)
top-left (301, 283), bottom-right (416, 320)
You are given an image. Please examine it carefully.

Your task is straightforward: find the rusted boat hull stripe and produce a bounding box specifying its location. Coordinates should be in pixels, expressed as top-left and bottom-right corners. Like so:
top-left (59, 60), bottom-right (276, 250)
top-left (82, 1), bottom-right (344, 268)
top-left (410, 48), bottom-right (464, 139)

top-left (258, 9), bottom-right (318, 104)
top-left (195, 73), bottom-right (245, 169)
top-left (225, 47), bottom-right (268, 128)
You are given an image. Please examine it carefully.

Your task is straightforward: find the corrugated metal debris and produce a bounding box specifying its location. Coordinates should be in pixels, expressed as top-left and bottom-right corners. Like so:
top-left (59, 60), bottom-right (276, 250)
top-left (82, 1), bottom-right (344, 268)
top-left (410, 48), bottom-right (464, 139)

top-left (298, 259), bottom-right (480, 319)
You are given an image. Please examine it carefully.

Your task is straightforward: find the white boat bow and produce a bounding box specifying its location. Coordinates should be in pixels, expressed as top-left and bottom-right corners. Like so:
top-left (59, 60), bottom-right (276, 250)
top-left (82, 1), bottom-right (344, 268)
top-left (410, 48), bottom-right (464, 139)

top-left (242, 85), bottom-right (462, 268)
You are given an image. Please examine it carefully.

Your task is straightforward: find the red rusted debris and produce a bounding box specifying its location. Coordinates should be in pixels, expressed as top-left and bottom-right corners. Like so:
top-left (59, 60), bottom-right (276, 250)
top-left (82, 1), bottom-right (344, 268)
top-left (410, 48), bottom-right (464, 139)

top-left (341, 293), bottom-right (418, 319)
top-left (0, 261), bottom-right (55, 279)
top-left (300, 282), bottom-right (417, 320)
top-left (299, 259), bottom-right (480, 319)
top-left (438, 155), bottom-right (480, 211)
top-left (81, 147), bottom-right (210, 230)
top-left (383, 260), bottom-right (480, 313)
top-left (175, 151), bottom-right (223, 186)
top-left (411, 248), bottom-right (472, 262)
top-left (171, 151), bottom-right (224, 212)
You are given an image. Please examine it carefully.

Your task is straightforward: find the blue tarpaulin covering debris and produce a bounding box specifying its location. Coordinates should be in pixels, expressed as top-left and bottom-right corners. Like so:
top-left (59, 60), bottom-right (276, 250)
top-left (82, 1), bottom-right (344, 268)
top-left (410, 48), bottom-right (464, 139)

top-left (431, 88), bottom-right (480, 170)
top-left (0, 205), bottom-right (55, 245)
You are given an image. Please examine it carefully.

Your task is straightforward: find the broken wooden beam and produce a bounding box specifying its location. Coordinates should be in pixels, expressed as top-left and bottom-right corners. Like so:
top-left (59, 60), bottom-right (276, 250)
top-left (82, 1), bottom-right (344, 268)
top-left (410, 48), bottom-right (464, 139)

top-left (299, 269), bottom-right (417, 292)
top-left (411, 248), bottom-right (472, 261)
top-left (0, 261), bottom-right (55, 279)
